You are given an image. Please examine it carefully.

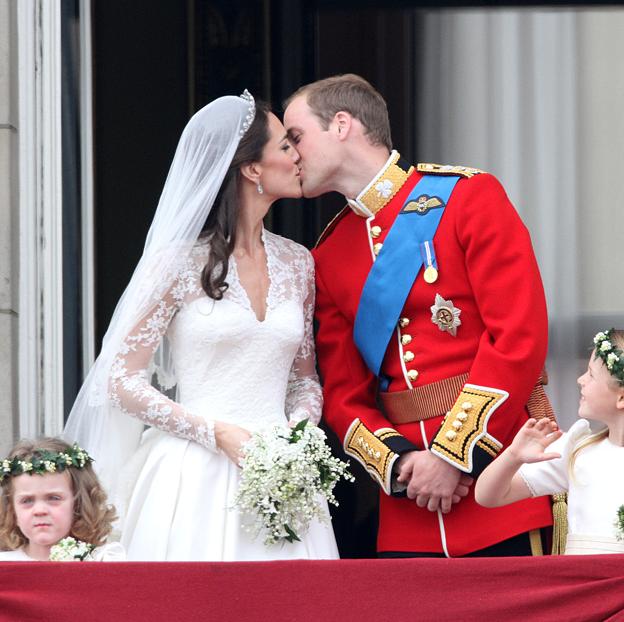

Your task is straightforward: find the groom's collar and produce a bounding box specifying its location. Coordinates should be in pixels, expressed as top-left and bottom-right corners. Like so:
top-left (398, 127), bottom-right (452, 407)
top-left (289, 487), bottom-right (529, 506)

top-left (345, 150), bottom-right (414, 218)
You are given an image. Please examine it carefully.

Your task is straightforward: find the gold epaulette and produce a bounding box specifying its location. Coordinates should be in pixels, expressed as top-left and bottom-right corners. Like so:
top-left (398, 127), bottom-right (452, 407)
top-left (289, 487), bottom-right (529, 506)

top-left (315, 205), bottom-right (351, 248)
top-left (417, 162), bottom-right (485, 179)
top-left (430, 384), bottom-right (507, 472)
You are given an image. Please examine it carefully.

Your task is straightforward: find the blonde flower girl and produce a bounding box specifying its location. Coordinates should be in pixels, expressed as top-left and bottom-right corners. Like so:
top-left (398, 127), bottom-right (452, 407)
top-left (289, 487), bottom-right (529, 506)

top-left (476, 329), bottom-right (624, 555)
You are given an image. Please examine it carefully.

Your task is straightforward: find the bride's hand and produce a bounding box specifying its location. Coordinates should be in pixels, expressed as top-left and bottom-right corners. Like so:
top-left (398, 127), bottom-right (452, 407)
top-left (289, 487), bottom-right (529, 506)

top-left (214, 421), bottom-right (252, 466)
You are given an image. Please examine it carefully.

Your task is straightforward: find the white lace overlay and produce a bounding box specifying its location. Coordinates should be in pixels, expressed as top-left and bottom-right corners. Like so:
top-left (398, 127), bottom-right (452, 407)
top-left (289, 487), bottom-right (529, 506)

top-left (109, 230), bottom-right (322, 451)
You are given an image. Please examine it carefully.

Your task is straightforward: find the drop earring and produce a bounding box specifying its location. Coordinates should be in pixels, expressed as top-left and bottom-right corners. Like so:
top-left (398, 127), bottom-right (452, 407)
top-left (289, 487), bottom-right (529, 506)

top-left (257, 182), bottom-right (264, 195)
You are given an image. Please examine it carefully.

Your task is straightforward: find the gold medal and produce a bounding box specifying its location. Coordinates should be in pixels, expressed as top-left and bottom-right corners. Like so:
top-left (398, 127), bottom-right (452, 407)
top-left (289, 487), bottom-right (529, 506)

top-left (424, 265), bottom-right (438, 284)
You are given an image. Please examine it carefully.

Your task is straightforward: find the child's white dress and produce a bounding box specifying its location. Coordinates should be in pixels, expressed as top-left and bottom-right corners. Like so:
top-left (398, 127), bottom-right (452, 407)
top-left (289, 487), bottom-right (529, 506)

top-left (0, 542), bottom-right (126, 561)
top-left (519, 418), bottom-right (624, 554)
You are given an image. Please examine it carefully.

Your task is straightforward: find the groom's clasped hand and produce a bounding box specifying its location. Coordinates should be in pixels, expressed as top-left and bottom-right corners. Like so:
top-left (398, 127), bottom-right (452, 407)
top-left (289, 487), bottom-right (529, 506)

top-left (396, 450), bottom-right (473, 513)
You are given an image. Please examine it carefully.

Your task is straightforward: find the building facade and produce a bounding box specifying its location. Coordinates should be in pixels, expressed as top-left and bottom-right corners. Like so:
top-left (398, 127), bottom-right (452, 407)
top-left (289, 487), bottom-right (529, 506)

top-left (1, 0), bottom-right (624, 458)
top-left (0, 0), bottom-right (18, 454)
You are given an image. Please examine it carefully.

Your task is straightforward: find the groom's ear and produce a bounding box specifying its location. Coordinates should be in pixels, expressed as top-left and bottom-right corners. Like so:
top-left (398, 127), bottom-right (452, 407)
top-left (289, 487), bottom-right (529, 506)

top-left (333, 111), bottom-right (352, 141)
top-left (240, 162), bottom-right (262, 184)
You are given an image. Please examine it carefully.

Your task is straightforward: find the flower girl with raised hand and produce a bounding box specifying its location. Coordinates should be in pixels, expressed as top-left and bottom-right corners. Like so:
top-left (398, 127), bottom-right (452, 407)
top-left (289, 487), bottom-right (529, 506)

top-left (475, 329), bottom-right (624, 555)
top-left (0, 438), bottom-right (125, 561)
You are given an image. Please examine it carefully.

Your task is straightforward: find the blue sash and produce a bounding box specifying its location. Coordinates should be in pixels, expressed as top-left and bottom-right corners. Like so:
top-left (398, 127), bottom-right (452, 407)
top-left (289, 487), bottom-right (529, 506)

top-left (353, 174), bottom-right (460, 387)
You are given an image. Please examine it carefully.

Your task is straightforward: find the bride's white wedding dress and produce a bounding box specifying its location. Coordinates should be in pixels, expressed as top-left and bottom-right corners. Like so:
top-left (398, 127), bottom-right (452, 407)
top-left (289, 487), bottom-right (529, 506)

top-left (109, 230), bottom-right (339, 561)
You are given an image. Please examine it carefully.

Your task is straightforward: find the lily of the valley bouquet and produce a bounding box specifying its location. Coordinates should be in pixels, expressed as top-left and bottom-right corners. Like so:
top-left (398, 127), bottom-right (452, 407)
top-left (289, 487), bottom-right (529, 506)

top-left (615, 505), bottom-right (624, 541)
top-left (49, 537), bottom-right (94, 561)
top-left (234, 419), bottom-right (354, 546)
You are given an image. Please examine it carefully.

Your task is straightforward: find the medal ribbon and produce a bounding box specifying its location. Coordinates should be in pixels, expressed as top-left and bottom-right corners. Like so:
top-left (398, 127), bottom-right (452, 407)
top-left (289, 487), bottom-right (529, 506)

top-left (353, 174), bottom-right (461, 388)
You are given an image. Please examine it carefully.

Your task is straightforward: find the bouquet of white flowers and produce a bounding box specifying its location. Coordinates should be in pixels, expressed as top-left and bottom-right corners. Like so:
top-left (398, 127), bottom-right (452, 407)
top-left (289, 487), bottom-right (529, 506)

top-left (49, 537), bottom-right (94, 561)
top-left (234, 419), bottom-right (354, 546)
top-left (615, 505), bottom-right (624, 541)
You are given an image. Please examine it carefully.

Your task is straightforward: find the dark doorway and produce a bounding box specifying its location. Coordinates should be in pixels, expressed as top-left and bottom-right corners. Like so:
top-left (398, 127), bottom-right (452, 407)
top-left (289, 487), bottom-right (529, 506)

top-left (92, 0), bottom-right (422, 557)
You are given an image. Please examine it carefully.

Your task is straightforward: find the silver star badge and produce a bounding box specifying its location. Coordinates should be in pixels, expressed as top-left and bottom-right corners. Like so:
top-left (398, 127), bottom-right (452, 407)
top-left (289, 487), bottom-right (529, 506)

top-left (430, 293), bottom-right (461, 337)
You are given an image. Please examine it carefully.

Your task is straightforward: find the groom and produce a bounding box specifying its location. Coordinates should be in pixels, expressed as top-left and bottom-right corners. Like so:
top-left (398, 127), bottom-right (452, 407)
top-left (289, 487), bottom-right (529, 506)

top-left (284, 74), bottom-right (554, 557)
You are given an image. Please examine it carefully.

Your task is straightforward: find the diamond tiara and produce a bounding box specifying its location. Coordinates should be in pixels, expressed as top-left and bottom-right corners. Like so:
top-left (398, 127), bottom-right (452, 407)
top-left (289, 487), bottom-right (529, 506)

top-left (239, 89), bottom-right (256, 136)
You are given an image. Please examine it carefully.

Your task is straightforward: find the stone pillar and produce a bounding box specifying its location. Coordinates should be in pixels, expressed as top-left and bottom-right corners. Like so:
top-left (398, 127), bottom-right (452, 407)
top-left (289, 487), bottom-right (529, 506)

top-left (0, 0), bottom-right (18, 455)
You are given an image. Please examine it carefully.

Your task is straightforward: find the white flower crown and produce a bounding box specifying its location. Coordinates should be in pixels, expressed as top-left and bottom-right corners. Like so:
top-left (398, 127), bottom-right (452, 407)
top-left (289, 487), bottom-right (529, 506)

top-left (0, 443), bottom-right (93, 483)
top-left (593, 329), bottom-right (624, 386)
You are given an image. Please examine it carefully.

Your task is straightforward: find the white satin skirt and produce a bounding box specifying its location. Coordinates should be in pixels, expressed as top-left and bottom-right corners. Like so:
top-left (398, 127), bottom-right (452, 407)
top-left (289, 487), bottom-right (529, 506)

top-left (116, 429), bottom-right (339, 561)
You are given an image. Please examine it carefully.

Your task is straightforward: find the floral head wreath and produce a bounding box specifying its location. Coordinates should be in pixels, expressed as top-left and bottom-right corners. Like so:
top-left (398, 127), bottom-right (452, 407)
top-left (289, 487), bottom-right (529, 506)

top-left (593, 329), bottom-right (624, 387)
top-left (0, 443), bottom-right (93, 483)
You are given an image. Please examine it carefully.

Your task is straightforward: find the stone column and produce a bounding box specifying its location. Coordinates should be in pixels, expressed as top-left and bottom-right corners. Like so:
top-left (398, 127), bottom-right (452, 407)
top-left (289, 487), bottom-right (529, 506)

top-left (0, 0), bottom-right (18, 455)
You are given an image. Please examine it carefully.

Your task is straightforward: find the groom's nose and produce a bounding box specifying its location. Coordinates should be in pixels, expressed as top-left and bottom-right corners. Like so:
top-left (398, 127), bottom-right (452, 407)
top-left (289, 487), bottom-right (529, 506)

top-left (291, 147), bottom-right (301, 164)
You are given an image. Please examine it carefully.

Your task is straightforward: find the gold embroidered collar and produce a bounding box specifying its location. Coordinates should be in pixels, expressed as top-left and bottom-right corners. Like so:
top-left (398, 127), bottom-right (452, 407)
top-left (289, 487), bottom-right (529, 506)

top-left (346, 151), bottom-right (414, 218)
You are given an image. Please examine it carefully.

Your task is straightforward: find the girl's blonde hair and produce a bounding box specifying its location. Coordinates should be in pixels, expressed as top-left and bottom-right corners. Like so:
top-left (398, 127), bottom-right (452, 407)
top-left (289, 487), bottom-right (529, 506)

top-left (0, 437), bottom-right (117, 550)
top-left (569, 329), bottom-right (624, 474)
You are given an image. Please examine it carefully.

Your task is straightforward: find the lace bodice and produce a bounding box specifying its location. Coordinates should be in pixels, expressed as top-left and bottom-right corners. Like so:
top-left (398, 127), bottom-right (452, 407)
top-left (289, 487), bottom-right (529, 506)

top-left (109, 230), bottom-right (322, 452)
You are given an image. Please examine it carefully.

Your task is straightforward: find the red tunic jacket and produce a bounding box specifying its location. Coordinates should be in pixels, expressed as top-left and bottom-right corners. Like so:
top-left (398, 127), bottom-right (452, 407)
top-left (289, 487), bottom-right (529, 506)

top-left (312, 157), bottom-right (553, 556)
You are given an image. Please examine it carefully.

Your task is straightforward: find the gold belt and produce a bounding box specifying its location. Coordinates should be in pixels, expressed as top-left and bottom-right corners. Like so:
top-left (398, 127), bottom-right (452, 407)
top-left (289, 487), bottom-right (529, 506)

top-left (380, 371), bottom-right (554, 425)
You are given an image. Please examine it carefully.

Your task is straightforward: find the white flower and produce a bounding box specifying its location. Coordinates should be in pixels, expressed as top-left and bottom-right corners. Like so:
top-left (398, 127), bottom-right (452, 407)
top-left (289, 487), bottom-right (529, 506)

top-left (607, 352), bottom-right (619, 369)
top-left (594, 332), bottom-right (606, 344)
top-left (601, 340), bottom-right (612, 352)
top-left (375, 179), bottom-right (393, 199)
top-left (49, 537), bottom-right (94, 561)
top-left (44, 460), bottom-right (56, 473)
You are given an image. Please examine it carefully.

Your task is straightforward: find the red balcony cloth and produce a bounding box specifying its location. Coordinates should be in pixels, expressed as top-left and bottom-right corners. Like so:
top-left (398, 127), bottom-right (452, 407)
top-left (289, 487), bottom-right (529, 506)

top-left (1, 556), bottom-right (623, 622)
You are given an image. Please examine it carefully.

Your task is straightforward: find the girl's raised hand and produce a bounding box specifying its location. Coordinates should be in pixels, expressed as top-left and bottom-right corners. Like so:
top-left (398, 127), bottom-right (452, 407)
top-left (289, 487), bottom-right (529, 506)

top-left (507, 418), bottom-right (563, 464)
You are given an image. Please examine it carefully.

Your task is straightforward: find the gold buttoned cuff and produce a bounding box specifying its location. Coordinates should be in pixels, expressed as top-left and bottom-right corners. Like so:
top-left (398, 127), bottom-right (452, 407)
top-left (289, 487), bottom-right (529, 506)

top-left (430, 384), bottom-right (508, 473)
top-left (344, 419), bottom-right (403, 495)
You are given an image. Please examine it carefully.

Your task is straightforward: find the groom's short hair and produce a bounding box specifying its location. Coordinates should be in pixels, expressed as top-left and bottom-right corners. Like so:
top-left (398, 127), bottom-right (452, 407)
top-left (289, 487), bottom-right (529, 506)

top-left (286, 74), bottom-right (392, 150)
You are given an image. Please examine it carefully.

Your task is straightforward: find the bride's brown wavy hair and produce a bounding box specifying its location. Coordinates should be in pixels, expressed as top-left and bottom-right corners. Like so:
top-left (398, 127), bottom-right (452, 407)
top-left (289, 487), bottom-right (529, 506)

top-left (0, 438), bottom-right (117, 551)
top-left (200, 100), bottom-right (271, 300)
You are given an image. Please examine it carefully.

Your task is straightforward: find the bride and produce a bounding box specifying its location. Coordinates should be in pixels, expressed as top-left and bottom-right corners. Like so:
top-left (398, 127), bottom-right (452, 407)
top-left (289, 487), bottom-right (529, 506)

top-left (64, 91), bottom-right (339, 561)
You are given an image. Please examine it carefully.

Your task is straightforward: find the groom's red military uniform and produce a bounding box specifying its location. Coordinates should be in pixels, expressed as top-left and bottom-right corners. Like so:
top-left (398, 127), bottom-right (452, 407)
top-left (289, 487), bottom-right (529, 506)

top-left (312, 152), bottom-right (553, 556)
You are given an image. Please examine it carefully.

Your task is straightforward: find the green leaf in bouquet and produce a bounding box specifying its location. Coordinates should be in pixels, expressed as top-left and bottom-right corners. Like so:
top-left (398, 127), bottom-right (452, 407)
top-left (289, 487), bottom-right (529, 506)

top-left (284, 524), bottom-right (302, 543)
top-left (318, 463), bottom-right (333, 486)
top-left (289, 418), bottom-right (309, 443)
top-left (616, 504), bottom-right (624, 541)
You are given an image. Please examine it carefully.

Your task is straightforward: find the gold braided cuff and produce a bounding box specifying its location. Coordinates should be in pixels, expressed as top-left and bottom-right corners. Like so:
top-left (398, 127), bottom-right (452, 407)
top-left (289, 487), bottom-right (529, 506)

top-left (476, 434), bottom-right (502, 459)
top-left (344, 419), bottom-right (402, 495)
top-left (430, 384), bottom-right (508, 473)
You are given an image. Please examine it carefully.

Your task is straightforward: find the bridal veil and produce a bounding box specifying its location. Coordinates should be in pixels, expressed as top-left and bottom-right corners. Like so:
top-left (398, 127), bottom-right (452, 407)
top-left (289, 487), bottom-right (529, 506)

top-left (64, 91), bottom-right (256, 493)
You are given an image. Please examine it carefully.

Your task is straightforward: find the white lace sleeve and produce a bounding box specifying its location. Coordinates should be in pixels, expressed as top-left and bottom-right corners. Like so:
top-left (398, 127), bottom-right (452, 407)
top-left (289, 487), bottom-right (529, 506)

top-left (108, 268), bottom-right (217, 452)
top-left (285, 252), bottom-right (323, 425)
